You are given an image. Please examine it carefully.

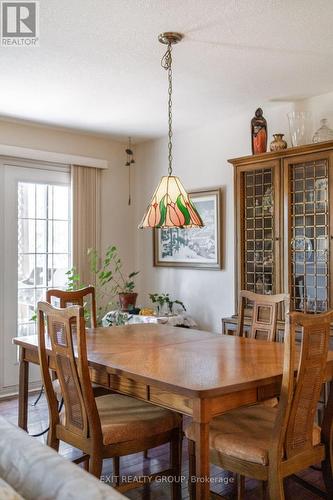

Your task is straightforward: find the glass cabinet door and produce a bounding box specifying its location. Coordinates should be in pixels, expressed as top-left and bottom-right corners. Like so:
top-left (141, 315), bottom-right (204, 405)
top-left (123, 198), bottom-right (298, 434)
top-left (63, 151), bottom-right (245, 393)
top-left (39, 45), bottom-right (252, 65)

top-left (288, 156), bottom-right (330, 312)
top-left (239, 162), bottom-right (280, 297)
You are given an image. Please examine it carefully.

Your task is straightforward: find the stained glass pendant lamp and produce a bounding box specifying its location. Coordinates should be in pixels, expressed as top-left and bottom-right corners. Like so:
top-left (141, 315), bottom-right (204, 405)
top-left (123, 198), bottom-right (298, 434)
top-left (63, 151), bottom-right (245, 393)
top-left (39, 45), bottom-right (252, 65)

top-left (139, 32), bottom-right (204, 229)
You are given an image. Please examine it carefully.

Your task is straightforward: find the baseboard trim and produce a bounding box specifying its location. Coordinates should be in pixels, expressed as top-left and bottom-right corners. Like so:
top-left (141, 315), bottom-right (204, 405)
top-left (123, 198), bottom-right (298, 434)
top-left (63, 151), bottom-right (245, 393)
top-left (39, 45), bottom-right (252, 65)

top-left (0, 383), bottom-right (41, 401)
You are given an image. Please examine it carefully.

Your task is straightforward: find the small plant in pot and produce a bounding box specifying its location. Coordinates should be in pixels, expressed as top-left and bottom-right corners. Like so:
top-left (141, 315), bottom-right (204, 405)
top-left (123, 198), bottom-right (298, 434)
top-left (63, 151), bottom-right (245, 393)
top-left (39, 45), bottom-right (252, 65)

top-left (149, 293), bottom-right (186, 316)
top-left (118, 274), bottom-right (139, 312)
top-left (89, 245), bottom-right (139, 313)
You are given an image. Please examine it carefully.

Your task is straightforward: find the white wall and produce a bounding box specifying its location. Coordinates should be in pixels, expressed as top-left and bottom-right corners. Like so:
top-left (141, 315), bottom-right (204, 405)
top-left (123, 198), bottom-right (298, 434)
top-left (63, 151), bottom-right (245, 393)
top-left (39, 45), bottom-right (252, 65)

top-left (133, 102), bottom-right (296, 333)
top-left (0, 119), bottom-right (135, 271)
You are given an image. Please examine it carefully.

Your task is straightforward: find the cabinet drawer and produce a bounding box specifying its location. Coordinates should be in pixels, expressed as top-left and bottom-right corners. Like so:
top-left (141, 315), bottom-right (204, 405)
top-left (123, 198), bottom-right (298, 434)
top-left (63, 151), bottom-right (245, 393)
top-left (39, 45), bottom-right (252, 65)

top-left (89, 367), bottom-right (109, 387)
top-left (150, 387), bottom-right (193, 415)
top-left (109, 374), bottom-right (148, 399)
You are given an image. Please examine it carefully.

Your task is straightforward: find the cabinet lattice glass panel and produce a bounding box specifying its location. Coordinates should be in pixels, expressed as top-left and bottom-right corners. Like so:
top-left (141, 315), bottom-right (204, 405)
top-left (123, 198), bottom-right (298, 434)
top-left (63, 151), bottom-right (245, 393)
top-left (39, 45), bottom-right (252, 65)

top-left (290, 159), bottom-right (329, 312)
top-left (244, 168), bottom-right (274, 296)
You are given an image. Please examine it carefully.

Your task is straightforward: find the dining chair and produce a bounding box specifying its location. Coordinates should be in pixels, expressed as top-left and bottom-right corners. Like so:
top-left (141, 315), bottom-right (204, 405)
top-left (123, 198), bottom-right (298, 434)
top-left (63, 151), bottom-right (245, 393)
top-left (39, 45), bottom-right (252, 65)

top-left (236, 290), bottom-right (290, 341)
top-left (37, 301), bottom-right (183, 497)
top-left (186, 309), bottom-right (333, 500)
top-left (32, 287), bottom-right (101, 428)
top-left (46, 286), bottom-right (97, 328)
top-left (46, 286), bottom-right (110, 396)
top-left (46, 287), bottom-right (122, 479)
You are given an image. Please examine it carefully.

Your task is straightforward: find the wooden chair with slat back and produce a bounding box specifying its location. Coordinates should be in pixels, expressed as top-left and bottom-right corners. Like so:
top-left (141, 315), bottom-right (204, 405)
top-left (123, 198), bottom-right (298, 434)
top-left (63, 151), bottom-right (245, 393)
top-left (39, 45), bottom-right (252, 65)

top-left (235, 290), bottom-right (290, 491)
top-left (186, 310), bottom-right (333, 500)
top-left (46, 286), bottom-right (97, 328)
top-left (45, 286), bottom-right (120, 478)
top-left (37, 301), bottom-right (183, 497)
top-left (236, 290), bottom-right (290, 341)
top-left (46, 286), bottom-right (109, 397)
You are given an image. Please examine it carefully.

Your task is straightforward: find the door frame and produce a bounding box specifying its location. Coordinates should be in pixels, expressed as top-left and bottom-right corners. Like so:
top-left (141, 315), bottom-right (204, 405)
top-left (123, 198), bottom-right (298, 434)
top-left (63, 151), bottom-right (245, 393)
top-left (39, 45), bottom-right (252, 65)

top-left (0, 159), bottom-right (70, 395)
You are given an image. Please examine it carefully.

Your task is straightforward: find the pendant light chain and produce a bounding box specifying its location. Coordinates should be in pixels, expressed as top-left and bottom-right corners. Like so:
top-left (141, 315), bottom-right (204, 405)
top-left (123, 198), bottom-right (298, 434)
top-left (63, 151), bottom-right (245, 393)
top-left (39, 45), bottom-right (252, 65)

top-left (161, 42), bottom-right (173, 176)
top-left (138, 32), bottom-right (204, 229)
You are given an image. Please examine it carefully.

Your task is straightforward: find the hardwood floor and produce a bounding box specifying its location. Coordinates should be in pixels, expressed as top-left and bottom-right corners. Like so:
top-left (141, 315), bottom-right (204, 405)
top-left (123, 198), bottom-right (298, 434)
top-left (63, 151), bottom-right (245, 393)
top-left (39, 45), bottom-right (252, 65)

top-left (0, 393), bottom-right (327, 499)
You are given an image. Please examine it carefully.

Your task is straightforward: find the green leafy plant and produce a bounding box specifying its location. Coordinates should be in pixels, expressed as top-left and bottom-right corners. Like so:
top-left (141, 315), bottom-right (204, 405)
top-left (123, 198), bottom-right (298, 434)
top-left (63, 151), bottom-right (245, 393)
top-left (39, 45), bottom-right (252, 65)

top-left (31, 246), bottom-right (139, 326)
top-left (88, 245), bottom-right (139, 323)
top-left (65, 268), bottom-right (83, 291)
top-left (149, 293), bottom-right (170, 315)
top-left (168, 299), bottom-right (186, 315)
top-left (149, 293), bottom-right (186, 315)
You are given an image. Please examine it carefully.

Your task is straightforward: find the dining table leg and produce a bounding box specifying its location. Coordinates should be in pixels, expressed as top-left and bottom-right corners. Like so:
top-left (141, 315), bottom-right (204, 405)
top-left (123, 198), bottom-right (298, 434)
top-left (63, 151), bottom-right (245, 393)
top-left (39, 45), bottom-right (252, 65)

top-left (192, 398), bottom-right (211, 500)
top-left (18, 347), bottom-right (29, 430)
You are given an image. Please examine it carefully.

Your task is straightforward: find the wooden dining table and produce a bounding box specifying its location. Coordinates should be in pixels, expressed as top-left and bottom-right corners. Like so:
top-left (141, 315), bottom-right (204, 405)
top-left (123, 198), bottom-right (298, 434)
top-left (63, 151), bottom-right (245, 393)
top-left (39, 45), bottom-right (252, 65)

top-left (13, 323), bottom-right (333, 499)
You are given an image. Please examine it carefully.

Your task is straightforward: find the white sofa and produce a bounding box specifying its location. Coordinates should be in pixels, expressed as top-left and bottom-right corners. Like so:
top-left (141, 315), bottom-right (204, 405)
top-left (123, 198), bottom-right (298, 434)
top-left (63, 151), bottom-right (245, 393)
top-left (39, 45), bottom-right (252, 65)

top-left (0, 416), bottom-right (125, 499)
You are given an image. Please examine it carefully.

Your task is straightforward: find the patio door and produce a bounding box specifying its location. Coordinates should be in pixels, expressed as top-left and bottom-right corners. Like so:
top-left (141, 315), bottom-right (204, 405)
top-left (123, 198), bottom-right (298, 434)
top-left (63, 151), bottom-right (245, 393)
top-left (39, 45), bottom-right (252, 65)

top-left (0, 161), bottom-right (71, 393)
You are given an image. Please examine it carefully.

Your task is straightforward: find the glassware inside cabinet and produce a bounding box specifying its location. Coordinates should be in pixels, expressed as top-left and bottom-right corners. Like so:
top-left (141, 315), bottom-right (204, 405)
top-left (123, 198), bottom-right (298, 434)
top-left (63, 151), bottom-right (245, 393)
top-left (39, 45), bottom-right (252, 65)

top-left (290, 159), bottom-right (329, 312)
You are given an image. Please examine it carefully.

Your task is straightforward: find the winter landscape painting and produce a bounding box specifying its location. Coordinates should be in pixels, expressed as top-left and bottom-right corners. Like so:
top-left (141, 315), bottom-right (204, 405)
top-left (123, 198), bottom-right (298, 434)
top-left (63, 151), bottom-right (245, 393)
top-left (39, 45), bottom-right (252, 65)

top-left (154, 188), bottom-right (222, 269)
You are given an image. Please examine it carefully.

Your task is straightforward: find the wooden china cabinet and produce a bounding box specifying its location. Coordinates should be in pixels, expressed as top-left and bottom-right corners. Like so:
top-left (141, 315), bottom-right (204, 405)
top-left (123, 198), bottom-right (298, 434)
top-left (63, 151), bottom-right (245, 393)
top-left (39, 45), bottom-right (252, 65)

top-left (222, 140), bottom-right (333, 338)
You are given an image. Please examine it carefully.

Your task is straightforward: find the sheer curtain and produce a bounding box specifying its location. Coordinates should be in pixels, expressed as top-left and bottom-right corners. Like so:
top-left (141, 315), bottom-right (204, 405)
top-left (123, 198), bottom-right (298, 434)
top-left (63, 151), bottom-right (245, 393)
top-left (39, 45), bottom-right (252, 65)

top-left (71, 165), bottom-right (101, 285)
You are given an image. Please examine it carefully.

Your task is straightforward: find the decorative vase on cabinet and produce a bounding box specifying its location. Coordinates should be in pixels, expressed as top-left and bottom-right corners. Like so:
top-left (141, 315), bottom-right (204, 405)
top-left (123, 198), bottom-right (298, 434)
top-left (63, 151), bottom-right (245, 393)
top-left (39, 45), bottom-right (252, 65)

top-left (287, 111), bottom-right (312, 146)
top-left (270, 133), bottom-right (287, 151)
top-left (312, 118), bottom-right (333, 143)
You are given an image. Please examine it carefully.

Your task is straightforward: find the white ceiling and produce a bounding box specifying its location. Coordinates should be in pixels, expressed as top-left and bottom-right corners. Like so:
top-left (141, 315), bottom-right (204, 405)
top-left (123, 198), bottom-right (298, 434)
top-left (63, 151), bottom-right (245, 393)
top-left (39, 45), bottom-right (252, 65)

top-left (0, 0), bottom-right (333, 140)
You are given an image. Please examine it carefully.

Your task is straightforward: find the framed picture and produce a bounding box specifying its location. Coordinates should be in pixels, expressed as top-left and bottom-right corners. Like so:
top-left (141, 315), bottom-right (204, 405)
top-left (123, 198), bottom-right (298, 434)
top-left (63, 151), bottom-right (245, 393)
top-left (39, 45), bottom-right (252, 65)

top-left (153, 188), bottom-right (222, 269)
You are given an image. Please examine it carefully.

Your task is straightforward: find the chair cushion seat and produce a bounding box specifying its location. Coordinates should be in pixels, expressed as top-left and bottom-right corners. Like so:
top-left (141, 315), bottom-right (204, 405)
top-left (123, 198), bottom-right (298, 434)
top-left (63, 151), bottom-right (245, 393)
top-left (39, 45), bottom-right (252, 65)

top-left (185, 404), bottom-right (321, 466)
top-left (96, 394), bottom-right (181, 445)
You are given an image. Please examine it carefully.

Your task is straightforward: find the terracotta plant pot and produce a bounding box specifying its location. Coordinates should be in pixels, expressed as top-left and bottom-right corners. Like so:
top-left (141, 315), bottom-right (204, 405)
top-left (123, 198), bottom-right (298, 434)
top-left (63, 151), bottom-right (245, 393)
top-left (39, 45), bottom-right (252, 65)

top-left (118, 292), bottom-right (138, 312)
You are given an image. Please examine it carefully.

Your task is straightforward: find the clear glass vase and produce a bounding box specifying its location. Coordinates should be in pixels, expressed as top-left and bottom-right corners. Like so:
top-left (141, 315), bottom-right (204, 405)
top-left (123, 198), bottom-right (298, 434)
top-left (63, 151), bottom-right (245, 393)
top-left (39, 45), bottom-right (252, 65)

top-left (287, 111), bottom-right (312, 146)
top-left (312, 118), bottom-right (333, 143)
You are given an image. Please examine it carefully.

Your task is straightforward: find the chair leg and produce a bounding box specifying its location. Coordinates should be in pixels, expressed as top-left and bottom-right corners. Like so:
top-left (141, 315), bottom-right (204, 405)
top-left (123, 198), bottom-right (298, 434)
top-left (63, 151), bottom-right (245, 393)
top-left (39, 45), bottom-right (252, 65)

top-left (47, 421), bottom-right (59, 451)
top-left (322, 459), bottom-right (333, 499)
top-left (188, 439), bottom-right (196, 500)
top-left (236, 473), bottom-right (245, 500)
top-left (321, 380), bottom-right (333, 498)
top-left (261, 480), bottom-right (268, 499)
top-left (144, 450), bottom-right (149, 459)
top-left (268, 473), bottom-right (284, 500)
top-left (170, 431), bottom-right (182, 500)
top-left (113, 456), bottom-right (120, 486)
top-left (89, 455), bottom-right (103, 478)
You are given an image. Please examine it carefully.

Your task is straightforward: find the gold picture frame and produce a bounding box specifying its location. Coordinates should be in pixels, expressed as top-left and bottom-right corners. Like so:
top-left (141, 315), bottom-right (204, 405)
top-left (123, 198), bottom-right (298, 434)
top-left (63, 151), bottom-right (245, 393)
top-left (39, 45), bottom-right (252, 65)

top-left (153, 187), bottom-right (223, 269)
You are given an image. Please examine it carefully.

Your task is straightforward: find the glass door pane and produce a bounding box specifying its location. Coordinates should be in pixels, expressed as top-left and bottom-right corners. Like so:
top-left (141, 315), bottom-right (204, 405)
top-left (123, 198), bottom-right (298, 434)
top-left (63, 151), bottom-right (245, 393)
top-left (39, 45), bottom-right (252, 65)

top-left (2, 164), bottom-right (71, 391)
top-left (243, 168), bottom-right (275, 295)
top-left (290, 159), bottom-right (329, 312)
top-left (17, 182), bottom-right (71, 338)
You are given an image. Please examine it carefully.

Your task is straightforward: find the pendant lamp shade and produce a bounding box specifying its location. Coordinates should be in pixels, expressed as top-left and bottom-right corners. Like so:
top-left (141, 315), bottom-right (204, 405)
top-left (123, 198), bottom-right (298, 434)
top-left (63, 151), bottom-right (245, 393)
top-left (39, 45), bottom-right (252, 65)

top-left (139, 175), bottom-right (203, 228)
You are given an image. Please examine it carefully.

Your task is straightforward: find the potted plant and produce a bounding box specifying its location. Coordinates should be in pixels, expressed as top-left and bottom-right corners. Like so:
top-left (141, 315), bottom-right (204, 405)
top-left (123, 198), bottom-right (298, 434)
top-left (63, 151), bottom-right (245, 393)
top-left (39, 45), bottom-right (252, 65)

top-left (89, 245), bottom-right (139, 313)
top-left (149, 293), bottom-right (186, 316)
